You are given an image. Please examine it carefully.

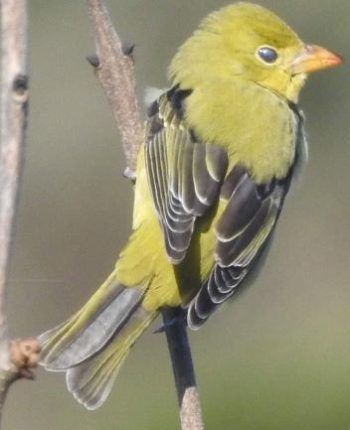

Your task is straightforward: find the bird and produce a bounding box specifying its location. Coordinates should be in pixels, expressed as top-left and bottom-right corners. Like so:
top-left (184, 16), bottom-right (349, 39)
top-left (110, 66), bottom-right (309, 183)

top-left (39, 2), bottom-right (342, 410)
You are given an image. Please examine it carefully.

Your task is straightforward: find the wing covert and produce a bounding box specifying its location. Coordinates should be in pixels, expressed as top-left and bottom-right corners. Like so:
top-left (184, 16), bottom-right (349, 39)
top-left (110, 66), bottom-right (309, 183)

top-left (145, 89), bottom-right (228, 263)
top-left (188, 165), bottom-right (290, 329)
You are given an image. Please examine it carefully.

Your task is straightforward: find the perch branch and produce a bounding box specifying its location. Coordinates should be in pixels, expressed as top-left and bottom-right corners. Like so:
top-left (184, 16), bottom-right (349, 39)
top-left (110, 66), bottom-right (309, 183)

top-left (85, 1), bottom-right (204, 428)
top-left (86, 0), bottom-right (144, 180)
top-left (162, 308), bottom-right (204, 430)
top-left (0, 0), bottom-right (40, 423)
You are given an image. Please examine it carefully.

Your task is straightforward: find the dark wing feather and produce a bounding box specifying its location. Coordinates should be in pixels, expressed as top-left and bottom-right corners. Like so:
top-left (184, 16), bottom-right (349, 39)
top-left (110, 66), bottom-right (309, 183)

top-left (187, 101), bottom-right (307, 329)
top-left (145, 89), bottom-right (228, 263)
top-left (187, 165), bottom-right (289, 329)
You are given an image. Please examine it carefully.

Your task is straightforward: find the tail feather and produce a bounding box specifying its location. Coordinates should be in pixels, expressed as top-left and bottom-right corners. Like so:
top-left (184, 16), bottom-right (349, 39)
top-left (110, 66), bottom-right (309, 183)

top-left (41, 288), bottom-right (145, 371)
top-left (39, 271), bottom-right (149, 370)
top-left (66, 307), bottom-right (156, 410)
top-left (39, 273), bottom-right (157, 408)
top-left (39, 271), bottom-right (127, 368)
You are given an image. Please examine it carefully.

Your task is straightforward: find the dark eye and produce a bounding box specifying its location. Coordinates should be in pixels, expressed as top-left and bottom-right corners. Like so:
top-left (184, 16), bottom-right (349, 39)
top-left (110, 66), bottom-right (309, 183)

top-left (257, 46), bottom-right (278, 64)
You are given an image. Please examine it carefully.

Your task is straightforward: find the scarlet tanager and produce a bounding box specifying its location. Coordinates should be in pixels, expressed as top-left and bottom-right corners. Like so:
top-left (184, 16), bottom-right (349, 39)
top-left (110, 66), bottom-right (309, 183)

top-left (39, 2), bottom-right (342, 409)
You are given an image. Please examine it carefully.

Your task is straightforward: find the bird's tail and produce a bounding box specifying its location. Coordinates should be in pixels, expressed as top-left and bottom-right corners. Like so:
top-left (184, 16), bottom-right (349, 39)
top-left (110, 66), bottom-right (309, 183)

top-left (39, 270), bottom-right (157, 410)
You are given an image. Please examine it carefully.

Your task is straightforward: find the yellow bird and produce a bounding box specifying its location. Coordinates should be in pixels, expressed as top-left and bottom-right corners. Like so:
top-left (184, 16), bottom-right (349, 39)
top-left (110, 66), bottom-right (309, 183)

top-left (40, 2), bottom-right (342, 409)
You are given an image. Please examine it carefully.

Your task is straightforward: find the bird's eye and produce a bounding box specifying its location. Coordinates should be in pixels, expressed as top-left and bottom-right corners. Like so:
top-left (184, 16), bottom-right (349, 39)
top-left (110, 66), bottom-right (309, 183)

top-left (257, 46), bottom-right (279, 64)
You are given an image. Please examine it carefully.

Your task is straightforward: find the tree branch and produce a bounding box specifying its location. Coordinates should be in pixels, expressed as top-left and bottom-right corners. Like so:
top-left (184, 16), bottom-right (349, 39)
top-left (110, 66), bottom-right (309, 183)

top-left (85, 1), bottom-right (204, 428)
top-left (0, 0), bottom-right (40, 424)
top-left (86, 0), bottom-right (144, 180)
top-left (162, 308), bottom-right (204, 430)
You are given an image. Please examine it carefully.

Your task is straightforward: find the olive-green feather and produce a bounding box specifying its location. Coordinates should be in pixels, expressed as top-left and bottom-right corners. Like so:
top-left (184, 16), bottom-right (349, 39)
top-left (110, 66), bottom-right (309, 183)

top-left (66, 307), bottom-right (156, 410)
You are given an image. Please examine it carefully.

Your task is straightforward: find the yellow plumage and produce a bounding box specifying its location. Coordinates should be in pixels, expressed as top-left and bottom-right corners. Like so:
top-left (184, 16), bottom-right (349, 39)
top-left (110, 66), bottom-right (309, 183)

top-left (39, 2), bottom-right (342, 409)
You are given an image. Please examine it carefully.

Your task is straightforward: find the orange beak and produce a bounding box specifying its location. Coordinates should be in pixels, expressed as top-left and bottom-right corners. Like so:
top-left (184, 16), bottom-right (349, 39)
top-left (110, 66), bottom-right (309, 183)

top-left (291, 44), bottom-right (343, 74)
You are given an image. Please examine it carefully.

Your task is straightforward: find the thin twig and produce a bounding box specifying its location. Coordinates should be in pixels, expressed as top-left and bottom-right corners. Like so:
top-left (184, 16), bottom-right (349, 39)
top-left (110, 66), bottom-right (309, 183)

top-left (85, 1), bottom-right (204, 428)
top-left (162, 308), bottom-right (204, 430)
top-left (0, 0), bottom-right (40, 424)
top-left (86, 0), bottom-right (144, 180)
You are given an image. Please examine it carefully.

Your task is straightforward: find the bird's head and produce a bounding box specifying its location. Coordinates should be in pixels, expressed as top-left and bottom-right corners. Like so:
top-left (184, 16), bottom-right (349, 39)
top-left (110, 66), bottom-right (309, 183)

top-left (169, 2), bottom-right (342, 102)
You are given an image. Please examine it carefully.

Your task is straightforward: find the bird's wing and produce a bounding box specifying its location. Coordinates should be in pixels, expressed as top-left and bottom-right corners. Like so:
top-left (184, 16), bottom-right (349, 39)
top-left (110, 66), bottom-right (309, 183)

top-left (187, 165), bottom-right (292, 329)
top-left (145, 88), bottom-right (228, 263)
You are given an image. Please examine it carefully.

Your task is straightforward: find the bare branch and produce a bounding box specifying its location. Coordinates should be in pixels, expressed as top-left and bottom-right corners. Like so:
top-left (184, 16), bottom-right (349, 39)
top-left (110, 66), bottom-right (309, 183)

top-left (85, 1), bottom-right (204, 428)
top-left (0, 0), bottom-right (40, 422)
top-left (162, 308), bottom-right (204, 430)
top-left (0, 0), bottom-right (28, 384)
top-left (86, 0), bottom-right (144, 179)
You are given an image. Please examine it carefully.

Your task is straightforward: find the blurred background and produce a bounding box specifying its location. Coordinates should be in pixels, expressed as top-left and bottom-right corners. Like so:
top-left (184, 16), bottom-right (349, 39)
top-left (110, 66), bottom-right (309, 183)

top-left (3, 0), bottom-right (350, 429)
